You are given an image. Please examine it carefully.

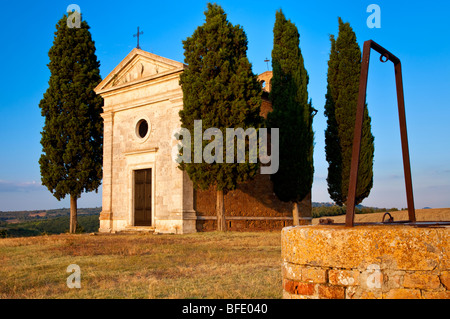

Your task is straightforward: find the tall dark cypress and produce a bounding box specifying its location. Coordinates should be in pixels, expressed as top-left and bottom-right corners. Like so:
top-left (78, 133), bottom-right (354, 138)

top-left (324, 18), bottom-right (374, 206)
top-left (39, 13), bottom-right (103, 233)
top-left (267, 10), bottom-right (315, 224)
top-left (179, 3), bottom-right (263, 231)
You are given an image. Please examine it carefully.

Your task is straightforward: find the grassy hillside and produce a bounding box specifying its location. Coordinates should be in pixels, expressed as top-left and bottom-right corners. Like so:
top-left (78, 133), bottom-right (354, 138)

top-left (0, 203), bottom-right (401, 238)
top-left (0, 232), bottom-right (282, 299)
top-left (0, 207), bottom-right (101, 223)
top-left (0, 215), bottom-right (99, 238)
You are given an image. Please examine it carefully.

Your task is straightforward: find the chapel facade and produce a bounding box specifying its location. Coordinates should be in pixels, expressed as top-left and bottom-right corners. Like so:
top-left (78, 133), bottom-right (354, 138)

top-left (95, 49), bottom-right (300, 234)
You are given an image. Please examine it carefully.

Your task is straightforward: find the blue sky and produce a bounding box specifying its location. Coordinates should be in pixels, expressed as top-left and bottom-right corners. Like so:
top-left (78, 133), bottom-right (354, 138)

top-left (0, 0), bottom-right (449, 211)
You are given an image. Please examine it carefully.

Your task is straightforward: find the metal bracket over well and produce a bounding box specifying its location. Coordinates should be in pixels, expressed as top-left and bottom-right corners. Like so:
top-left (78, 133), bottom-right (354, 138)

top-left (345, 40), bottom-right (416, 227)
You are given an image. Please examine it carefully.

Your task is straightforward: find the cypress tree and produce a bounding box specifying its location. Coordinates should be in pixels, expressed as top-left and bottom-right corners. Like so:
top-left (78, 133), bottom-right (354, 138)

top-left (267, 10), bottom-right (315, 224)
top-left (324, 18), bottom-right (374, 206)
top-left (39, 13), bottom-right (103, 233)
top-left (179, 3), bottom-right (263, 231)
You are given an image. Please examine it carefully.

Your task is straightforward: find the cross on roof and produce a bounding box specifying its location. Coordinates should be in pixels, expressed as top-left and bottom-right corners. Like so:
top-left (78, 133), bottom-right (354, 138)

top-left (133, 27), bottom-right (144, 50)
top-left (264, 58), bottom-right (270, 71)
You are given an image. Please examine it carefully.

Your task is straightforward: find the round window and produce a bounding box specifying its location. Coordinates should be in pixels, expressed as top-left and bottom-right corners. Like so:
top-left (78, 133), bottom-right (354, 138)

top-left (136, 119), bottom-right (150, 140)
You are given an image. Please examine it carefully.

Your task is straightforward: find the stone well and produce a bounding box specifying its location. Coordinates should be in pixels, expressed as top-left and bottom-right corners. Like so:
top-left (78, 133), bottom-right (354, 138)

top-left (282, 224), bottom-right (450, 299)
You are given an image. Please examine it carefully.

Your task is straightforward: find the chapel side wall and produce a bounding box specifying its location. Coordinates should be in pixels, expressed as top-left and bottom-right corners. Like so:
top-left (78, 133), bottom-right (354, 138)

top-left (195, 94), bottom-right (295, 231)
top-left (195, 173), bottom-right (293, 231)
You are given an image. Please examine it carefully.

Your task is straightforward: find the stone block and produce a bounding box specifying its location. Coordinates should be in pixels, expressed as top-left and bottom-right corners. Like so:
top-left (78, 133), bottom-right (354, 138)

top-left (345, 286), bottom-right (382, 299)
top-left (382, 270), bottom-right (405, 290)
top-left (318, 284), bottom-right (345, 299)
top-left (359, 265), bottom-right (383, 290)
top-left (384, 288), bottom-right (421, 299)
top-left (301, 267), bottom-right (327, 284)
top-left (328, 269), bottom-right (359, 286)
top-left (283, 279), bottom-right (315, 296)
top-left (421, 291), bottom-right (450, 299)
top-left (403, 272), bottom-right (441, 290)
top-left (282, 291), bottom-right (312, 299)
top-left (282, 262), bottom-right (303, 282)
top-left (440, 230), bottom-right (450, 270)
top-left (440, 272), bottom-right (450, 290)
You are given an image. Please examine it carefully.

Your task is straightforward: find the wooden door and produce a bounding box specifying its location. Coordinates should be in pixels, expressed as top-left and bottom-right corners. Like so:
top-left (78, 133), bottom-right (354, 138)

top-left (134, 169), bottom-right (152, 226)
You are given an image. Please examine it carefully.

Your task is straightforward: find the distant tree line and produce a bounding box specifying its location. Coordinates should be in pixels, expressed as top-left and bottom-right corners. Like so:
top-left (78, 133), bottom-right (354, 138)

top-left (0, 207), bottom-right (101, 223)
top-left (312, 206), bottom-right (399, 219)
top-left (0, 205), bottom-right (403, 238)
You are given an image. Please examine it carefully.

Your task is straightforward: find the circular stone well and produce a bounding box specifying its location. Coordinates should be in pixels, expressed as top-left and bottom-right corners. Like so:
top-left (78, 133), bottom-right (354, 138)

top-left (282, 224), bottom-right (449, 299)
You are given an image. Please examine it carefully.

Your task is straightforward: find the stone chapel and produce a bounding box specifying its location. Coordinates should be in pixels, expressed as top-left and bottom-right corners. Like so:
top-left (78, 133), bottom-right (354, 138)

top-left (95, 48), bottom-right (305, 234)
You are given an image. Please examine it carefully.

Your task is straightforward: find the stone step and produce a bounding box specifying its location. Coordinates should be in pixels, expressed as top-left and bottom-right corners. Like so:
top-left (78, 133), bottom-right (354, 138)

top-left (118, 226), bottom-right (155, 234)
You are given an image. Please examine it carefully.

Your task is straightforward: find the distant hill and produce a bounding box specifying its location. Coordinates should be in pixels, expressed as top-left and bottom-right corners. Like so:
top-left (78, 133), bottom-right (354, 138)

top-left (0, 215), bottom-right (100, 238)
top-left (1, 203), bottom-right (388, 221)
top-left (312, 202), bottom-right (390, 210)
top-left (311, 203), bottom-right (400, 219)
top-left (312, 202), bottom-right (335, 208)
top-left (312, 208), bottom-right (450, 225)
top-left (0, 207), bottom-right (101, 224)
top-left (0, 203), bottom-right (401, 238)
top-left (0, 207), bottom-right (101, 238)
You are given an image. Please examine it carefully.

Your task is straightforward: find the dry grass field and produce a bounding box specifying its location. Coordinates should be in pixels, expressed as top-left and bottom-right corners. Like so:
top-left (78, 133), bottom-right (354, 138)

top-left (1, 208), bottom-right (448, 299)
top-left (312, 208), bottom-right (450, 224)
top-left (0, 231), bottom-right (282, 299)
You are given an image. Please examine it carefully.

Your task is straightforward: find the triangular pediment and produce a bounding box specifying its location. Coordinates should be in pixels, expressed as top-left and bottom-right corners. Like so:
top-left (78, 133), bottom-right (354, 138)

top-left (95, 48), bottom-right (186, 94)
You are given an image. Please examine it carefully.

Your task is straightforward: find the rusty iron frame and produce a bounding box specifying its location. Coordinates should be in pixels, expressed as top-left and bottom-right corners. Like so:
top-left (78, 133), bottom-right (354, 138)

top-left (345, 40), bottom-right (416, 227)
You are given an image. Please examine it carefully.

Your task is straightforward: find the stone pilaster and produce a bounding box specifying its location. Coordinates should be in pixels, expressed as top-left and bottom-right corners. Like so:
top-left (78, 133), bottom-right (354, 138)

top-left (99, 112), bottom-right (114, 232)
